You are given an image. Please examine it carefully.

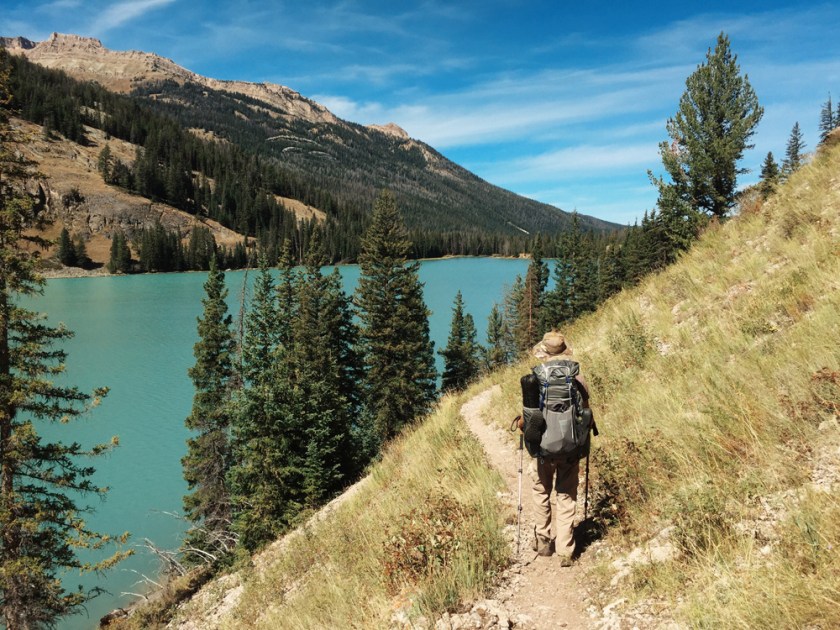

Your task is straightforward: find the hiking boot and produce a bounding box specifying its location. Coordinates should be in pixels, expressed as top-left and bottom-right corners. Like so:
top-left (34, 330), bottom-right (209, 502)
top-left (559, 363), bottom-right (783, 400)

top-left (557, 554), bottom-right (574, 567)
top-left (532, 537), bottom-right (554, 556)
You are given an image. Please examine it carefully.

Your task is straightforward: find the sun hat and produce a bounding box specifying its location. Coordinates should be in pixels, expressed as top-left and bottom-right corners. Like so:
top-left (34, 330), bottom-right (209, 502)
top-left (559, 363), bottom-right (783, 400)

top-left (531, 330), bottom-right (570, 360)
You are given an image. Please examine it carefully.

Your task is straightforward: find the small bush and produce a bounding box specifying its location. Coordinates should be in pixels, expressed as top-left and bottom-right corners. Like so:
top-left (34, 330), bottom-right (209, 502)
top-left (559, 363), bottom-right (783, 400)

top-left (608, 312), bottom-right (655, 368)
top-left (382, 492), bottom-right (474, 595)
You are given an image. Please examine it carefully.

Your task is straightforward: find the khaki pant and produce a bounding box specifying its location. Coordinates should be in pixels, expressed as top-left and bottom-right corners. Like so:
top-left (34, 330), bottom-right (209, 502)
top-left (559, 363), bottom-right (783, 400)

top-left (530, 456), bottom-right (579, 558)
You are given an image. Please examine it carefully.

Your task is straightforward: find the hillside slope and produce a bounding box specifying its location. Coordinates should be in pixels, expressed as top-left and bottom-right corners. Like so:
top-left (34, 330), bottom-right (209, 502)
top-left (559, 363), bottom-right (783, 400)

top-left (11, 117), bottom-right (247, 266)
top-left (116, 138), bottom-right (839, 630)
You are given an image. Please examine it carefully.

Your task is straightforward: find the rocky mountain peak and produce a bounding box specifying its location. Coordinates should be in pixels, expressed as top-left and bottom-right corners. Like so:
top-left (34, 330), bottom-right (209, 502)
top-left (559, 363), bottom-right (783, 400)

top-left (43, 32), bottom-right (104, 50)
top-left (368, 122), bottom-right (410, 140)
top-left (0, 36), bottom-right (37, 51)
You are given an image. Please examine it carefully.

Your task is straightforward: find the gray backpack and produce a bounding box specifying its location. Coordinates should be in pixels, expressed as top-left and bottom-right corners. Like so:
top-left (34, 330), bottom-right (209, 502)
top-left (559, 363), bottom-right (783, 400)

top-left (523, 359), bottom-right (591, 460)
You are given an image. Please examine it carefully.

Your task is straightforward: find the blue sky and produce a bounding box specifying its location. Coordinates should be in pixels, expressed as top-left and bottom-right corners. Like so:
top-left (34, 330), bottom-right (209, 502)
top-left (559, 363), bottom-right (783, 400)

top-left (3, 1), bottom-right (839, 225)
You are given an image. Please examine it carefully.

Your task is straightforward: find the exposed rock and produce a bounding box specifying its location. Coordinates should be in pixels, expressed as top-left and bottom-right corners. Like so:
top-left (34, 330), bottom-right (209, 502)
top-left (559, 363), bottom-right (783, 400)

top-left (610, 526), bottom-right (679, 586)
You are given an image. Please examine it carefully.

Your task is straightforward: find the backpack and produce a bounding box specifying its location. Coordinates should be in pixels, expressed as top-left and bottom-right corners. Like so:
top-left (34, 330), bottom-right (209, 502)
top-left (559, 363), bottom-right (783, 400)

top-left (522, 359), bottom-right (592, 460)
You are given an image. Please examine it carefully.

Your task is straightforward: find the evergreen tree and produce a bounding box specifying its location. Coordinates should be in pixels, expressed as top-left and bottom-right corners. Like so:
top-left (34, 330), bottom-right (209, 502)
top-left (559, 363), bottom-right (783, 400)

top-left (543, 214), bottom-right (597, 329)
top-left (439, 291), bottom-right (481, 392)
top-left (653, 32), bottom-right (763, 219)
top-left (520, 241), bottom-right (549, 349)
top-left (1, 51), bottom-right (129, 627)
top-left (291, 231), bottom-right (361, 504)
top-left (107, 230), bottom-right (132, 273)
top-left (483, 303), bottom-right (511, 370)
top-left (759, 151), bottom-right (780, 199)
top-left (502, 275), bottom-right (528, 354)
top-left (356, 190), bottom-right (437, 444)
top-left (97, 144), bottom-right (112, 181)
top-left (182, 255), bottom-right (236, 561)
top-left (73, 233), bottom-right (89, 268)
top-left (57, 226), bottom-right (76, 266)
top-left (230, 255), bottom-right (300, 550)
top-left (819, 95), bottom-right (835, 144)
top-left (782, 122), bottom-right (806, 177)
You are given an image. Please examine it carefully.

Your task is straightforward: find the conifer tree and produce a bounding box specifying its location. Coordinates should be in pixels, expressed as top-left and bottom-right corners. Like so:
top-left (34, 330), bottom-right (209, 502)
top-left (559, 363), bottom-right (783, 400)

top-left (182, 255), bottom-right (236, 561)
top-left (107, 230), bottom-right (132, 273)
top-left (291, 231), bottom-right (361, 504)
top-left (520, 241), bottom-right (549, 348)
top-left (502, 275), bottom-right (527, 354)
top-left (356, 190), bottom-right (436, 444)
top-left (819, 95), bottom-right (835, 144)
top-left (759, 151), bottom-right (780, 199)
top-left (229, 254), bottom-right (300, 550)
top-left (440, 291), bottom-right (481, 392)
top-left (1, 51), bottom-right (129, 627)
top-left (57, 226), bottom-right (76, 266)
top-left (543, 214), bottom-right (596, 328)
top-left (653, 32), bottom-right (762, 219)
top-left (782, 122), bottom-right (806, 177)
top-left (484, 303), bottom-right (511, 370)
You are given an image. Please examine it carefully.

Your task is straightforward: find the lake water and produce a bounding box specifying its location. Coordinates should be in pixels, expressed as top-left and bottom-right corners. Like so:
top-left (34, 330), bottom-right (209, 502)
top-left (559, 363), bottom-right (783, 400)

top-left (24, 257), bottom-right (529, 630)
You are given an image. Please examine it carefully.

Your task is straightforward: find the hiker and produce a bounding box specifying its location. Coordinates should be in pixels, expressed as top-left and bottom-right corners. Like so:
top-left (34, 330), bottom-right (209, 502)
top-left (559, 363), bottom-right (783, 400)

top-left (521, 330), bottom-right (591, 566)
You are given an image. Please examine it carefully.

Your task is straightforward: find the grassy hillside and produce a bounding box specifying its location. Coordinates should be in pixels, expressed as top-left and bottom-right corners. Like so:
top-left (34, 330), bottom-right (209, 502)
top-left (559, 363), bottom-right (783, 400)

top-left (486, 138), bottom-right (839, 626)
top-left (127, 140), bottom-right (838, 629)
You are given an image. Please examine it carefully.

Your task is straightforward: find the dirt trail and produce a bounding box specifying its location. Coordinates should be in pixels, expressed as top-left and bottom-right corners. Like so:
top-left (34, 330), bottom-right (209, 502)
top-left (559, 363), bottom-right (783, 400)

top-left (457, 385), bottom-right (591, 630)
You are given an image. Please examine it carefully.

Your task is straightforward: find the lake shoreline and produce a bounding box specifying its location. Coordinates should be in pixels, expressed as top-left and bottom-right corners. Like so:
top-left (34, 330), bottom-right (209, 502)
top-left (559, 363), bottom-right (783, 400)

top-left (39, 253), bottom-right (530, 280)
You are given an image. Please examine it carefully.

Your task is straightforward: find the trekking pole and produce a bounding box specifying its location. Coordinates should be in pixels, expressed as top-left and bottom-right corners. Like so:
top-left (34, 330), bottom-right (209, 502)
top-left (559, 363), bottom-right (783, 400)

top-left (510, 415), bottom-right (524, 556)
top-left (584, 449), bottom-right (590, 521)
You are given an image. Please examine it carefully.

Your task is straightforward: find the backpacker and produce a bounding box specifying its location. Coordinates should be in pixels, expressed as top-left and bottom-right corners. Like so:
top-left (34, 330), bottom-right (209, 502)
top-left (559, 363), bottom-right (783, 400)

top-left (522, 359), bottom-right (592, 460)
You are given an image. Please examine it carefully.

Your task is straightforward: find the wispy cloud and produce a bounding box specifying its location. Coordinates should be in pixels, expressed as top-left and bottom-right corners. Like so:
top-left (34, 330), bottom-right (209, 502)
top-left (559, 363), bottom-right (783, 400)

top-left (90, 0), bottom-right (176, 35)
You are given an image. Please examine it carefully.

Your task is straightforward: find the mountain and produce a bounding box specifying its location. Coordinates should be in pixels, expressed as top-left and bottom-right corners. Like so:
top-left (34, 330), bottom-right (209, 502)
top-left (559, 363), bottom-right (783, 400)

top-left (3, 33), bottom-right (617, 263)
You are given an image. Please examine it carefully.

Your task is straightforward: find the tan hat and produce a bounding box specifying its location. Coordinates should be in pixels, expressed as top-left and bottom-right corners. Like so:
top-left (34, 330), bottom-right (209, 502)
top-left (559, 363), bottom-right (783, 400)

top-left (531, 330), bottom-right (569, 360)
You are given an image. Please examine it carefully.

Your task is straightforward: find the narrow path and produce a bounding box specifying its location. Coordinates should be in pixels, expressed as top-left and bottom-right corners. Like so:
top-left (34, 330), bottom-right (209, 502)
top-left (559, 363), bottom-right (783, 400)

top-left (458, 385), bottom-right (590, 630)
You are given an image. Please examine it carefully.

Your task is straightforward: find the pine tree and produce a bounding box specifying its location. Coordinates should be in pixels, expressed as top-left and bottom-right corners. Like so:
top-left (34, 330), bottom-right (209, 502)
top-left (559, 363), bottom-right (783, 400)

top-left (483, 303), bottom-right (510, 370)
top-left (291, 231), bottom-right (361, 504)
top-left (57, 226), bottom-right (76, 266)
top-left (502, 275), bottom-right (528, 354)
top-left (1, 51), bottom-right (129, 627)
top-left (782, 122), bottom-right (806, 177)
top-left (818, 95), bottom-right (835, 144)
top-left (521, 241), bottom-right (549, 348)
top-left (107, 230), bottom-right (132, 273)
top-left (229, 255), bottom-right (300, 550)
top-left (73, 233), bottom-right (89, 268)
top-left (653, 32), bottom-right (763, 219)
top-left (759, 151), bottom-right (780, 199)
top-left (440, 291), bottom-right (481, 392)
top-left (356, 190), bottom-right (437, 444)
top-left (182, 255), bottom-right (236, 561)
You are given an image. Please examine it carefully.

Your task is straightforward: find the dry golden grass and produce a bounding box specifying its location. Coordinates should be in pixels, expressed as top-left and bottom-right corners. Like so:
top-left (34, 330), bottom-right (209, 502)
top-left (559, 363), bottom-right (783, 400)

top-left (484, 143), bottom-right (840, 627)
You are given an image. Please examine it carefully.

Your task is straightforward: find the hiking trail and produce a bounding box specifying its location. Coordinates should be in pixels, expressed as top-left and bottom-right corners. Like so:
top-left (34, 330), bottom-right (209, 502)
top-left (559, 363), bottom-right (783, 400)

top-left (452, 384), bottom-right (592, 630)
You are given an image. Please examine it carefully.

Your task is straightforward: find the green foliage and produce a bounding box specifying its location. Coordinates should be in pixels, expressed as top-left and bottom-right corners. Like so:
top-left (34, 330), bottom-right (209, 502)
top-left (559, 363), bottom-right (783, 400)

top-left (482, 304), bottom-right (511, 370)
top-left (107, 229), bottom-right (132, 273)
top-left (439, 291), bottom-right (482, 392)
top-left (382, 492), bottom-right (475, 595)
top-left (56, 226), bottom-right (75, 266)
top-left (782, 122), bottom-right (806, 177)
top-left (356, 191), bottom-right (437, 443)
top-left (818, 94), bottom-right (835, 144)
top-left (1, 49), bottom-right (129, 627)
top-left (759, 151), bottom-right (780, 199)
top-left (182, 256), bottom-right (236, 562)
top-left (655, 32), bottom-right (763, 218)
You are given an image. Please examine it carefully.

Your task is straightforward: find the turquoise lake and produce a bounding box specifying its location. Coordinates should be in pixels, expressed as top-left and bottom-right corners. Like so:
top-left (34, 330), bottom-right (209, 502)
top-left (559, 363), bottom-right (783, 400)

top-left (24, 256), bottom-right (530, 630)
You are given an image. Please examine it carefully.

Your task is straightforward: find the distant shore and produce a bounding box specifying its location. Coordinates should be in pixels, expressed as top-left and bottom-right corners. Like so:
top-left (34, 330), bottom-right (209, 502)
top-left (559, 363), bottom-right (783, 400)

top-left (39, 253), bottom-right (530, 280)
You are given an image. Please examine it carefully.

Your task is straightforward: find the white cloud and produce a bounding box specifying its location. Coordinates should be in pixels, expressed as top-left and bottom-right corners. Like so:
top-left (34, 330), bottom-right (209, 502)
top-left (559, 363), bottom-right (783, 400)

top-left (90, 0), bottom-right (176, 35)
